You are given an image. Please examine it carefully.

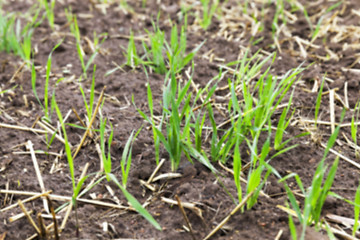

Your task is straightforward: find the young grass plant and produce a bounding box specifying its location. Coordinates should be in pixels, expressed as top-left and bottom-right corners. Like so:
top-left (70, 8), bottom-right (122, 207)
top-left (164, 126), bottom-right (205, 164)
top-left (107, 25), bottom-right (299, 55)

top-left (279, 109), bottom-right (345, 240)
top-left (136, 70), bottom-right (215, 172)
top-left (353, 185), bottom-right (360, 236)
top-left (198, 0), bottom-right (219, 30)
top-left (55, 99), bottom-right (161, 231)
top-left (79, 65), bottom-right (97, 123)
top-left (40, 0), bottom-right (55, 29)
top-left (66, 9), bottom-right (106, 79)
top-left (207, 55), bottom-right (307, 209)
top-left (142, 17), bottom-right (203, 74)
top-left (314, 76), bottom-right (325, 127)
top-left (31, 40), bottom-right (63, 123)
top-left (54, 99), bottom-right (88, 234)
top-left (0, 9), bottom-right (41, 63)
top-left (124, 31), bottom-right (141, 69)
top-left (273, 89), bottom-right (309, 151)
top-left (97, 117), bottom-right (160, 230)
top-left (351, 101), bottom-right (360, 159)
top-left (99, 116), bottom-right (114, 181)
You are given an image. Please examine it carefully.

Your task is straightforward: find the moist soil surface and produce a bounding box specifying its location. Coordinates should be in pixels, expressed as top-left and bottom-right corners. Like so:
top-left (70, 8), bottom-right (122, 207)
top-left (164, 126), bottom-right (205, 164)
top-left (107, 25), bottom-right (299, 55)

top-left (1, 1), bottom-right (360, 239)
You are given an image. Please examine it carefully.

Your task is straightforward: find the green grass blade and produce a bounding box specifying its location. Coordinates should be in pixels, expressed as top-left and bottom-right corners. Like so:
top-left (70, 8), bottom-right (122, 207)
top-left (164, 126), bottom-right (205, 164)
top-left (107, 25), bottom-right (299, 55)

top-left (109, 174), bottom-right (161, 230)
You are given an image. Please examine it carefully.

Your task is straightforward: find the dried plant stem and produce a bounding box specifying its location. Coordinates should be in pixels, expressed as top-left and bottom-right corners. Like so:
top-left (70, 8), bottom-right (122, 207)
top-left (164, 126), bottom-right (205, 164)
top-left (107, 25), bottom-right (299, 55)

top-left (161, 197), bottom-right (203, 218)
top-left (0, 123), bottom-right (46, 134)
top-left (9, 61), bottom-right (26, 83)
top-left (9, 210), bottom-right (34, 222)
top-left (0, 189), bottom-right (129, 210)
top-left (18, 200), bottom-right (41, 235)
top-left (176, 195), bottom-right (196, 240)
top-left (320, 142), bottom-right (360, 169)
top-left (46, 196), bottom-right (60, 240)
top-left (203, 190), bottom-right (255, 240)
top-left (36, 121), bottom-right (68, 145)
top-left (72, 86), bottom-right (106, 160)
top-left (37, 213), bottom-right (47, 238)
top-left (27, 223), bottom-right (54, 240)
top-left (26, 140), bottom-right (49, 213)
top-left (0, 190), bottom-right (52, 213)
top-left (299, 119), bottom-right (360, 127)
top-left (147, 158), bottom-right (166, 184)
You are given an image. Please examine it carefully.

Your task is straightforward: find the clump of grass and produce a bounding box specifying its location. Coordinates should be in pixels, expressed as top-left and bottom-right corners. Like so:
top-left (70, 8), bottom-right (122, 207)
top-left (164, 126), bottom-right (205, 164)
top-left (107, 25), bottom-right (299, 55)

top-left (141, 16), bottom-right (203, 74)
top-left (207, 53), bottom-right (306, 208)
top-left (124, 31), bottom-right (141, 69)
top-left (198, 0), bottom-right (219, 30)
top-left (40, 0), bottom-right (55, 29)
top-left (54, 96), bottom-right (161, 231)
top-left (136, 69), bottom-right (215, 172)
top-left (97, 114), bottom-right (160, 230)
top-left (0, 9), bottom-right (41, 63)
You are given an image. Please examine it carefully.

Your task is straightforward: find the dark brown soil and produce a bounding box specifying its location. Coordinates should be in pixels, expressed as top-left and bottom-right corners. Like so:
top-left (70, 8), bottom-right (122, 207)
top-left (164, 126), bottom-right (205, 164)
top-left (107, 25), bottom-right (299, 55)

top-left (1, 0), bottom-right (360, 239)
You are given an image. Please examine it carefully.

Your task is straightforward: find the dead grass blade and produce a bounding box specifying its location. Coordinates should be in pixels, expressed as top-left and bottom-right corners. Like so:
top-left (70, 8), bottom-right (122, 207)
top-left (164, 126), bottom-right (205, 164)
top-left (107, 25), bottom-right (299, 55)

top-left (0, 190), bottom-right (52, 213)
top-left (9, 210), bottom-right (34, 223)
top-left (320, 142), bottom-right (360, 169)
top-left (26, 140), bottom-right (49, 213)
top-left (175, 195), bottom-right (196, 240)
top-left (72, 86), bottom-right (106, 159)
top-left (161, 197), bottom-right (203, 219)
top-left (46, 196), bottom-right (59, 240)
top-left (18, 200), bottom-right (41, 236)
top-left (0, 123), bottom-right (46, 134)
top-left (203, 190), bottom-right (255, 240)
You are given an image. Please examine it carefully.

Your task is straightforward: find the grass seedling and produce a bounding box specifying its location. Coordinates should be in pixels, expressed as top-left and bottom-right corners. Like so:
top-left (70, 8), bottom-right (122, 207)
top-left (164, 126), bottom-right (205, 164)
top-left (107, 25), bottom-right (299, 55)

top-left (120, 129), bottom-right (141, 188)
top-left (124, 31), bottom-right (141, 69)
top-left (198, 0), bottom-right (219, 30)
top-left (97, 117), bottom-right (160, 229)
top-left (0, 9), bottom-right (41, 64)
top-left (271, 0), bottom-right (286, 37)
top-left (279, 109), bottom-right (345, 240)
top-left (314, 76), bottom-right (325, 127)
top-left (273, 89), bottom-right (309, 151)
top-left (31, 40), bottom-right (63, 123)
top-left (311, 1), bottom-right (343, 42)
top-left (353, 185), bottom-right (360, 236)
top-left (55, 98), bottom-right (161, 231)
top-left (66, 9), bottom-right (106, 79)
top-left (166, 20), bottom-right (204, 74)
top-left (351, 101), bottom-right (360, 159)
top-left (99, 116), bottom-right (114, 181)
top-left (40, 0), bottom-right (55, 29)
top-left (274, 90), bottom-right (295, 150)
top-left (143, 18), bottom-right (166, 74)
top-left (142, 16), bottom-right (202, 74)
top-left (79, 65), bottom-right (97, 123)
top-left (54, 99), bottom-right (89, 235)
top-left (136, 70), bottom-right (215, 172)
top-left (146, 83), bottom-right (161, 165)
top-left (66, 10), bottom-right (85, 77)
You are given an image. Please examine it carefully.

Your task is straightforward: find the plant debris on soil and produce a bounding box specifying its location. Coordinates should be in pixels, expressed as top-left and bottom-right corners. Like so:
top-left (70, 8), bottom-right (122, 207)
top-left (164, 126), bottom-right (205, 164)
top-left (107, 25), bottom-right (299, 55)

top-left (1, 0), bottom-right (360, 239)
